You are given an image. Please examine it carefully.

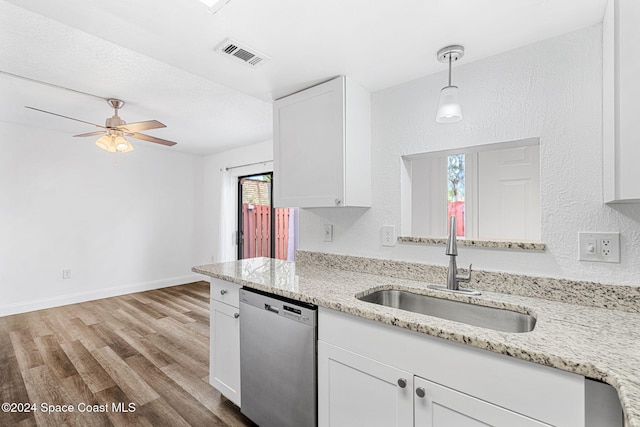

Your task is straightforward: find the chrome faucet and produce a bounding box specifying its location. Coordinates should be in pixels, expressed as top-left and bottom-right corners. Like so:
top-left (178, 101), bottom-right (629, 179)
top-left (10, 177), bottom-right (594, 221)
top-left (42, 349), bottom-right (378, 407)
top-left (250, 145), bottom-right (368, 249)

top-left (445, 216), bottom-right (472, 291)
top-left (428, 216), bottom-right (480, 295)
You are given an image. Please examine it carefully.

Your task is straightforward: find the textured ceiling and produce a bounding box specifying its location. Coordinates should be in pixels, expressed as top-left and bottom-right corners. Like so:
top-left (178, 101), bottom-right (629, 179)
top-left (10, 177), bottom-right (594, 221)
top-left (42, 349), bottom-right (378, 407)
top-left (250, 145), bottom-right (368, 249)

top-left (0, 0), bottom-right (607, 155)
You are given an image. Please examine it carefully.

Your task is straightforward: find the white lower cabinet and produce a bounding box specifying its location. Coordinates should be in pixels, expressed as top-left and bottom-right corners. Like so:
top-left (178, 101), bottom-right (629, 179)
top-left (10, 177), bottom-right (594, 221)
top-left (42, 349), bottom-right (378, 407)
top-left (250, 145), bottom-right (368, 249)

top-left (318, 307), bottom-right (623, 427)
top-left (414, 376), bottom-right (548, 427)
top-left (319, 341), bottom-right (547, 427)
top-left (318, 341), bottom-right (413, 427)
top-left (209, 279), bottom-right (241, 407)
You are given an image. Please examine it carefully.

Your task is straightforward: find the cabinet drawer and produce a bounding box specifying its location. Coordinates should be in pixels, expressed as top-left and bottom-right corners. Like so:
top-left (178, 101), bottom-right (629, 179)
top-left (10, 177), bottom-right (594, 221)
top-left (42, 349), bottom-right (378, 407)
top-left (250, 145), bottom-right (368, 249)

top-left (209, 278), bottom-right (240, 307)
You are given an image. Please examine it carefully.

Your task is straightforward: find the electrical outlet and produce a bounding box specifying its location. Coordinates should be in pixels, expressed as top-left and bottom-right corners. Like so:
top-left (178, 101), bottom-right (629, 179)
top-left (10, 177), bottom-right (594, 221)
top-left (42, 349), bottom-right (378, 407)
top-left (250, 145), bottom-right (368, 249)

top-left (381, 225), bottom-right (396, 247)
top-left (62, 269), bottom-right (71, 279)
top-left (578, 232), bottom-right (620, 263)
top-left (601, 236), bottom-right (617, 259)
top-left (323, 224), bottom-right (333, 242)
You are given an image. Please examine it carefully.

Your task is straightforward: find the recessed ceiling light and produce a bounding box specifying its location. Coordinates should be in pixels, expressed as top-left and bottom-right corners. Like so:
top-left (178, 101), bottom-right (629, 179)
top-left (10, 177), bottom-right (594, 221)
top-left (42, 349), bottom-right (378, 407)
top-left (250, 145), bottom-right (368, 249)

top-left (198, 0), bottom-right (231, 14)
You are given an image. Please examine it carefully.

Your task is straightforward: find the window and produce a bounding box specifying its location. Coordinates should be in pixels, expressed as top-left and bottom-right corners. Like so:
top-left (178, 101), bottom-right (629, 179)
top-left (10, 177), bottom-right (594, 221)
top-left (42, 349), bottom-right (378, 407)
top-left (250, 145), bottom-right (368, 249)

top-left (447, 154), bottom-right (465, 237)
top-left (403, 138), bottom-right (541, 241)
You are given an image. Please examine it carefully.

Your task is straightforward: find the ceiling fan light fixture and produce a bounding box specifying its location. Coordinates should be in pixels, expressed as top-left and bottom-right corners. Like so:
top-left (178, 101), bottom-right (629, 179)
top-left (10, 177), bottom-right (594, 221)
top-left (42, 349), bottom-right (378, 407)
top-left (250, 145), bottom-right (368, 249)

top-left (27, 97), bottom-right (177, 150)
top-left (114, 135), bottom-right (127, 151)
top-left (435, 45), bottom-right (465, 124)
top-left (96, 134), bottom-right (116, 152)
top-left (115, 135), bottom-right (134, 153)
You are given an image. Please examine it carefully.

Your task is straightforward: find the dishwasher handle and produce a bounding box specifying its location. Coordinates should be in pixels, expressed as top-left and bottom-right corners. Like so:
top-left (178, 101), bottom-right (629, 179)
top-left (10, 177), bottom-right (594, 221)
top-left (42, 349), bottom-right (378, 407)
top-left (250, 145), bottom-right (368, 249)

top-left (265, 304), bottom-right (280, 314)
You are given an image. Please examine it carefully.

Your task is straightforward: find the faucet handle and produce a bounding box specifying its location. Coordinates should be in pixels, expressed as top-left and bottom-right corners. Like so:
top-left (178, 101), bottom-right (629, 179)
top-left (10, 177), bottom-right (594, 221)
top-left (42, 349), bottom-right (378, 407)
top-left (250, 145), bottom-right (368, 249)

top-left (457, 263), bottom-right (473, 282)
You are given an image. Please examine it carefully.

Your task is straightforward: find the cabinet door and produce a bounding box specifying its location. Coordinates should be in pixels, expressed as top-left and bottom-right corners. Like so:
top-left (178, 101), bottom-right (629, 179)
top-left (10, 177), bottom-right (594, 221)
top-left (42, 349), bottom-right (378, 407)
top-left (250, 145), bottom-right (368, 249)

top-left (603, 0), bottom-right (640, 202)
top-left (274, 77), bottom-right (345, 208)
top-left (414, 376), bottom-right (550, 427)
top-left (318, 341), bottom-right (413, 427)
top-left (210, 299), bottom-right (241, 407)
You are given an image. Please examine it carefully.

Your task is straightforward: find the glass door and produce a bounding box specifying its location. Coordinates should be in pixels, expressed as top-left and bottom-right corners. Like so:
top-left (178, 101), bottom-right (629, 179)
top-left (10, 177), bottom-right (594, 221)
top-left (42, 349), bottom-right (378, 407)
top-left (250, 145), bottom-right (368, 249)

top-left (237, 173), bottom-right (297, 261)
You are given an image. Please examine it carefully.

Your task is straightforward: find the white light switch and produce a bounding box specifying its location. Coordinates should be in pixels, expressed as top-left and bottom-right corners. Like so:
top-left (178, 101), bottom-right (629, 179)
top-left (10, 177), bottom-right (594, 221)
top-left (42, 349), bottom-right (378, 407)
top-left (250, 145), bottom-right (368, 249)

top-left (381, 225), bottom-right (396, 247)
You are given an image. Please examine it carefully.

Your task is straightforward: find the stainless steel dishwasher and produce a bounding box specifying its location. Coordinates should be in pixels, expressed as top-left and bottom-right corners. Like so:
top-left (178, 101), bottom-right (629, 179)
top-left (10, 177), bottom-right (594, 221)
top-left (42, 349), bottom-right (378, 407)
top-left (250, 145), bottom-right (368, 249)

top-left (239, 287), bottom-right (317, 427)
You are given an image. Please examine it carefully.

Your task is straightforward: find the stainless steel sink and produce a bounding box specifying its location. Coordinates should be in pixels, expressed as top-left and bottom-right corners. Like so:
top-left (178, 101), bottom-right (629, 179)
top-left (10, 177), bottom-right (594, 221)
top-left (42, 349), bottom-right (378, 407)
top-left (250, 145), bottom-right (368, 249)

top-left (358, 289), bottom-right (536, 333)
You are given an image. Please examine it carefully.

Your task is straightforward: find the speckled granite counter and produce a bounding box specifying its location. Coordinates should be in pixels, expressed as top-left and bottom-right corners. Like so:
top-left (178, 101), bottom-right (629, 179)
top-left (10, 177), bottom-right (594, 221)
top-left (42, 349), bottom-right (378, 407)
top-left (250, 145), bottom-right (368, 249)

top-left (397, 235), bottom-right (547, 251)
top-left (193, 254), bottom-right (640, 426)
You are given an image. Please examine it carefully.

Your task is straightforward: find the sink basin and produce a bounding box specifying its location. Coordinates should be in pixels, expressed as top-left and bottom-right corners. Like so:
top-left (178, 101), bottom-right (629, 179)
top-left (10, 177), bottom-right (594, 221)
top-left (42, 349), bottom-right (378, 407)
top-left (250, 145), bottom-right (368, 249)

top-left (358, 289), bottom-right (536, 333)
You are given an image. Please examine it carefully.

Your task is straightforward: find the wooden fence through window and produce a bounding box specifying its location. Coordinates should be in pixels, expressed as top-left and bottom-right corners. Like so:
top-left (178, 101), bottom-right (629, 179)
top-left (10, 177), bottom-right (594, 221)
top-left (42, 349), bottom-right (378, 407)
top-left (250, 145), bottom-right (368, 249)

top-left (241, 204), bottom-right (291, 260)
top-left (447, 201), bottom-right (465, 237)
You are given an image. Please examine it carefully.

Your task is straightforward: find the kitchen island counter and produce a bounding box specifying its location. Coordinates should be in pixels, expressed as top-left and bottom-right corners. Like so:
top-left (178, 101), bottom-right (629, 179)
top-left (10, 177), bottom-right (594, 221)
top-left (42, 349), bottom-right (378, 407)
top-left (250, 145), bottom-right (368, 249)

top-left (193, 253), bottom-right (640, 426)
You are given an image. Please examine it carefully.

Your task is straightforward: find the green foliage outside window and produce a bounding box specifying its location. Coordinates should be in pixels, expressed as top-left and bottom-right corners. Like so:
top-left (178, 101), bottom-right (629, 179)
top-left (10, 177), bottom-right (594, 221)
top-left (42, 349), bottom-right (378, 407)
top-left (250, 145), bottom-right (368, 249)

top-left (448, 154), bottom-right (465, 202)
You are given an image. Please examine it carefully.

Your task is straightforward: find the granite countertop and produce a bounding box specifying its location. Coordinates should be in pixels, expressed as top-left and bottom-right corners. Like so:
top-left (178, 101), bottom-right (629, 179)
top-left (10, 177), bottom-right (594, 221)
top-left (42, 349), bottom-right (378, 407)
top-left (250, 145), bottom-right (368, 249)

top-left (193, 255), bottom-right (640, 426)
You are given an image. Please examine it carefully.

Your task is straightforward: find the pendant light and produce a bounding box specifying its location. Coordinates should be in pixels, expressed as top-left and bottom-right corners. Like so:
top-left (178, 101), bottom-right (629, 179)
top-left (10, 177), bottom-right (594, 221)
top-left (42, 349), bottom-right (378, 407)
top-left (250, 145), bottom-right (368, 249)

top-left (436, 45), bottom-right (465, 123)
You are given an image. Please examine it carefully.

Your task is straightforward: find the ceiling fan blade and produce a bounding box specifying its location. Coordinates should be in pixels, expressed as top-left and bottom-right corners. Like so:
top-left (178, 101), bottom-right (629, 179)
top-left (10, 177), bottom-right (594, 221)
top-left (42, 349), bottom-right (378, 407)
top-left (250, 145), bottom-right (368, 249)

top-left (74, 131), bottom-right (105, 137)
top-left (130, 132), bottom-right (177, 147)
top-left (116, 120), bottom-right (166, 133)
top-left (25, 106), bottom-right (106, 129)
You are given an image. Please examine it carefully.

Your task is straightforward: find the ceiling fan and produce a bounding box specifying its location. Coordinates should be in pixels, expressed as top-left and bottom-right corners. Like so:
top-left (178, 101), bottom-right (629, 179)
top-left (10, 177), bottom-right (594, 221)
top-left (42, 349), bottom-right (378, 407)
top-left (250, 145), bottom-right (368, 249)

top-left (26, 98), bottom-right (177, 153)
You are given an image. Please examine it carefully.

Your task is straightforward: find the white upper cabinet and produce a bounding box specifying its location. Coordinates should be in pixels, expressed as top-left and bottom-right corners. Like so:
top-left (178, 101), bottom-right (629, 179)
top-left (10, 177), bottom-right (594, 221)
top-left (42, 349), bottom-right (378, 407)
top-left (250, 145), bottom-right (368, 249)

top-left (603, 0), bottom-right (640, 203)
top-left (273, 76), bottom-right (371, 208)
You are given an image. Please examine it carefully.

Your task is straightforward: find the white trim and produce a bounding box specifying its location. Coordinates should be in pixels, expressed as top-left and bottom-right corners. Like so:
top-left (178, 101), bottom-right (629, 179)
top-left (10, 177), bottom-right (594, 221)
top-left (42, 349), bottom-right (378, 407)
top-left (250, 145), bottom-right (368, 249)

top-left (402, 137), bottom-right (540, 160)
top-left (0, 274), bottom-right (201, 317)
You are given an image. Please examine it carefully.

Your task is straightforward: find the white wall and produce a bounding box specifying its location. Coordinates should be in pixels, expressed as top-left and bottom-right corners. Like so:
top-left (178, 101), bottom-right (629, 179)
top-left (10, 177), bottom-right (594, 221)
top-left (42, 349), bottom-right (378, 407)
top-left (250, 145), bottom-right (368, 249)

top-left (299, 24), bottom-right (640, 287)
top-left (201, 140), bottom-right (273, 264)
top-left (0, 121), bottom-right (204, 315)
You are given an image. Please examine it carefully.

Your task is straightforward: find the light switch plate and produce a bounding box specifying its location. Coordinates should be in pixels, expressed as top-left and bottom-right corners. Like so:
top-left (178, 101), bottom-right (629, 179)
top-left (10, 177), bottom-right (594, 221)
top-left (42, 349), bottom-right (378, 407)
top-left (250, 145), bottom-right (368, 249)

top-left (578, 232), bottom-right (620, 263)
top-left (381, 225), bottom-right (396, 246)
top-left (323, 224), bottom-right (333, 242)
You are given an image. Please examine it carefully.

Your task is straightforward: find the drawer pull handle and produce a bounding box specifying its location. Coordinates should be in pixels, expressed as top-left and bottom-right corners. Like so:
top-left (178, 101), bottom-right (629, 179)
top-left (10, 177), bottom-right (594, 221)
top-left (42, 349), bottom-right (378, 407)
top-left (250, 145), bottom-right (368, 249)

top-left (234, 313), bottom-right (240, 319)
top-left (397, 378), bottom-right (407, 388)
top-left (416, 387), bottom-right (426, 398)
top-left (220, 289), bottom-right (228, 295)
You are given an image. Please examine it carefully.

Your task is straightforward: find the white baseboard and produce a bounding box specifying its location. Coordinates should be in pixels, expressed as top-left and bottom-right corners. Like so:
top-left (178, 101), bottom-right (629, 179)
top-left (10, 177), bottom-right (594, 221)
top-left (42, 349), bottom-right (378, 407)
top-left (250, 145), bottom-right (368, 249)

top-left (0, 274), bottom-right (202, 317)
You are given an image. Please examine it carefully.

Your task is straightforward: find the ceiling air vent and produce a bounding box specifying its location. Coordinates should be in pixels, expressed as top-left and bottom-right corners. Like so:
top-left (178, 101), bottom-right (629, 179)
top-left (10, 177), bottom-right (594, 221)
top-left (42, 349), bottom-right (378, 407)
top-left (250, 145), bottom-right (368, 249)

top-left (215, 38), bottom-right (270, 68)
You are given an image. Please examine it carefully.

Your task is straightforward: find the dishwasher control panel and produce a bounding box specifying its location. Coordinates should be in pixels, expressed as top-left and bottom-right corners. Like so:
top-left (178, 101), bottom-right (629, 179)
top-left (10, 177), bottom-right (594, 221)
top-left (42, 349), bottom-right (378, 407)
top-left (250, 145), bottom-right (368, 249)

top-left (283, 304), bottom-right (311, 322)
top-left (240, 288), bottom-right (317, 327)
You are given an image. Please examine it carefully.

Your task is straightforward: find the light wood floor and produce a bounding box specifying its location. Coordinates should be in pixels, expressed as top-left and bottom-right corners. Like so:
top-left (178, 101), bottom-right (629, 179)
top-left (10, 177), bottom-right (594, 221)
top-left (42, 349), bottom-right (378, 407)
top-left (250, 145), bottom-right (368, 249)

top-left (0, 281), bottom-right (255, 426)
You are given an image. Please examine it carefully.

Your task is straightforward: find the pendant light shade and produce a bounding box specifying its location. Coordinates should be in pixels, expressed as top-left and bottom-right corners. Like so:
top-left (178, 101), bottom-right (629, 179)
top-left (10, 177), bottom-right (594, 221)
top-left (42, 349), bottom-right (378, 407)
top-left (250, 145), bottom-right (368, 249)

top-left (436, 86), bottom-right (462, 123)
top-left (114, 135), bottom-right (134, 153)
top-left (95, 134), bottom-right (116, 152)
top-left (435, 45), bottom-right (465, 124)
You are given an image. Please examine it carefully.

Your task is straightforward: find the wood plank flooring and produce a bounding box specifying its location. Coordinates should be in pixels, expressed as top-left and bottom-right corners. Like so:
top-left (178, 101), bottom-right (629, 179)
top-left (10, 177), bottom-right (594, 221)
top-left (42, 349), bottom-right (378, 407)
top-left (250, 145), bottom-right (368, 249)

top-left (0, 281), bottom-right (255, 426)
